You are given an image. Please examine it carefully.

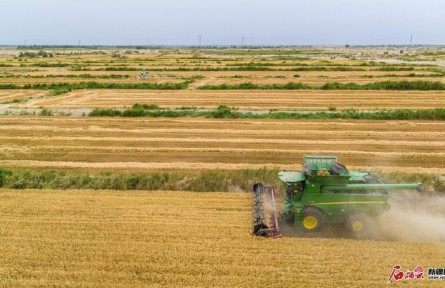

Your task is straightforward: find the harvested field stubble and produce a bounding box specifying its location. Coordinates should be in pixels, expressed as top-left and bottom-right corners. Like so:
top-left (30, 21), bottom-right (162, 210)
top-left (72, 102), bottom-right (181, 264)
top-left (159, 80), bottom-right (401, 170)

top-left (0, 189), bottom-right (443, 287)
top-left (18, 89), bottom-right (445, 110)
top-left (0, 90), bottom-right (46, 102)
top-left (0, 117), bottom-right (444, 175)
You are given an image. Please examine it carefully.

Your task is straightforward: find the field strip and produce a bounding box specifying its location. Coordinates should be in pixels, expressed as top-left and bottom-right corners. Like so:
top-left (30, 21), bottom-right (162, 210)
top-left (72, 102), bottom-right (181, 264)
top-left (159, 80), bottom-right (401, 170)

top-left (3, 145), bottom-right (445, 157)
top-left (0, 135), bottom-right (444, 147)
top-left (0, 189), bottom-right (443, 286)
top-left (0, 117), bottom-right (444, 174)
top-left (0, 90), bottom-right (46, 101)
top-left (1, 125), bottom-right (445, 138)
top-left (2, 136), bottom-right (445, 149)
top-left (1, 160), bottom-right (445, 175)
top-left (1, 116), bottom-right (445, 127)
top-left (20, 89), bottom-right (445, 110)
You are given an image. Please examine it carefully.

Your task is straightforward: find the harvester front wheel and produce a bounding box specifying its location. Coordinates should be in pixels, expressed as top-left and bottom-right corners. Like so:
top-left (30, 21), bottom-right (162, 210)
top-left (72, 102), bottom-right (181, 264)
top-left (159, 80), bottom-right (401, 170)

top-left (302, 207), bottom-right (324, 232)
top-left (346, 213), bottom-right (373, 239)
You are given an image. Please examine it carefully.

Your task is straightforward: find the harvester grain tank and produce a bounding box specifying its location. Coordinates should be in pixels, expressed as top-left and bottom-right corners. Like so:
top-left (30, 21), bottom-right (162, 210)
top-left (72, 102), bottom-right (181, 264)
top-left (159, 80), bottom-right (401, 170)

top-left (252, 155), bottom-right (422, 238)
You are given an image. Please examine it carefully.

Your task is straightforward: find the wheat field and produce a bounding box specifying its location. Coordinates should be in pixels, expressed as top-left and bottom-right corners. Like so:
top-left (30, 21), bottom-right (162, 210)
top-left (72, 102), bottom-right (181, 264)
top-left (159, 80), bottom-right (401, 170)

top-left (1, 47), bottom-right (445, 287)
top-left (0, 189), bottom-right (443, 287)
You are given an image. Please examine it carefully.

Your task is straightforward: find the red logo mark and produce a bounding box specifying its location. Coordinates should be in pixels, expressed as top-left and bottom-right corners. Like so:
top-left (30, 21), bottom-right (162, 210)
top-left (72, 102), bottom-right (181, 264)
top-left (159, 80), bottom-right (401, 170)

top-left (388, 265), bottom-right (424, 283)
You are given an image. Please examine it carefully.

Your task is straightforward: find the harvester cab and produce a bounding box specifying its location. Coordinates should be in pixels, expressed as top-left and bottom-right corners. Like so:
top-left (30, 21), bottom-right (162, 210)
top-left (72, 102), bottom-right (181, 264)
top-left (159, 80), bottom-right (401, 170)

top-left (252, 155), bottom-right (422, 238)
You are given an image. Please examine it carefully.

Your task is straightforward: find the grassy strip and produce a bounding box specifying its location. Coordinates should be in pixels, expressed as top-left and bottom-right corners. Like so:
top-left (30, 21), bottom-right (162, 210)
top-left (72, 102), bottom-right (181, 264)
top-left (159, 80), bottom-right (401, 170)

top-left (1, 81), bottom-right (443, 92)
top-left (0, 81), bottom-right (191, 96)
top-left (48, 82), bottom-right (191, 96)
top-left (292, 66), bottom-right (365, 71)
top-left (89, 105), bottom-right (445, 121)
top-left (0, 74), bottom-right (131, 79)
top-left (320, 81), bottom-right (445, 90)
top-left (198, 81), bottom-right (445, 90)
top-left (1, 81), bottom-right (190, 90)
top-left (0, 167), bottom-right (280, 192)
top-left (80, 67), bottom-right (367, 72)
top-left (0, 167), bottom-right (442, 193)
top-left (363, 73), bottom-right (443, 78)
top-left (27, 62), bottom-right (70, 67)
top-left (375, 67), bottom-right (415, 71)
top-left (199, 82), bottom-right (311, 90)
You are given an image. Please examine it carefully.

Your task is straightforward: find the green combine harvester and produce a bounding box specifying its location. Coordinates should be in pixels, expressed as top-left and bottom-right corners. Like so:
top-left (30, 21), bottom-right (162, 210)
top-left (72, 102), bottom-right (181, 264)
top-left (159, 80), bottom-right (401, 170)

top-left (252, 155), bottom-right (422, 238)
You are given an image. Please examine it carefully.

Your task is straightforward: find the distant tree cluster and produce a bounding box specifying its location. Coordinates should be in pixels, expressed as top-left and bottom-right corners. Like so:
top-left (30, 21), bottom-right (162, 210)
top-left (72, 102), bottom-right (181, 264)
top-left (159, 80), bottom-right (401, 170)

top-left (18, 50), bottom-right (53, 58)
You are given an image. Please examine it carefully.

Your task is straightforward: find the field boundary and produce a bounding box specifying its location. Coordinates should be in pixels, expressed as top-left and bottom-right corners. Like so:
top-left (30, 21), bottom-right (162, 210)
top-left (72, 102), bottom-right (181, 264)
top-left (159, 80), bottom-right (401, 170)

top-left (0, 167), bottom-right (443, 194)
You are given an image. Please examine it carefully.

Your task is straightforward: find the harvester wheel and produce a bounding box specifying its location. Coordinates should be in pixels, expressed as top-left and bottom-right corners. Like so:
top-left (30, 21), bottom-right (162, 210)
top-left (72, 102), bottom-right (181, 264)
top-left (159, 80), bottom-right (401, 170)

top-left (252, 223), bottom-right (269, 237)
top-left (302, 207), bottom-right (324, 232)
top-left (346, 213), bottom-right (373, 239)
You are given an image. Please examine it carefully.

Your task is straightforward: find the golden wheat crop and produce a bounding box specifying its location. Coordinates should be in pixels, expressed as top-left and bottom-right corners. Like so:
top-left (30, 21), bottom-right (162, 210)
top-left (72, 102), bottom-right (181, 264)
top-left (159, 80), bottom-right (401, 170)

top-left (0, 189), bottom-right (443, 287)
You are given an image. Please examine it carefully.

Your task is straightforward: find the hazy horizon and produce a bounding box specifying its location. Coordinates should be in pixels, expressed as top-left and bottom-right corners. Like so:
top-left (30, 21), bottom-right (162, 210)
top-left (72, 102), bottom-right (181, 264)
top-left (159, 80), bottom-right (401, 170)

top-left (1, 0), bottom-right (444, 46)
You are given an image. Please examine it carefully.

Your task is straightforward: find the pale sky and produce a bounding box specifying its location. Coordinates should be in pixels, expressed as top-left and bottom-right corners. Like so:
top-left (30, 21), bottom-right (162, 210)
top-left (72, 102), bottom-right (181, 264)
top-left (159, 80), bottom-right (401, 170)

top-left (0, 0), bottom-right (444, 46)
